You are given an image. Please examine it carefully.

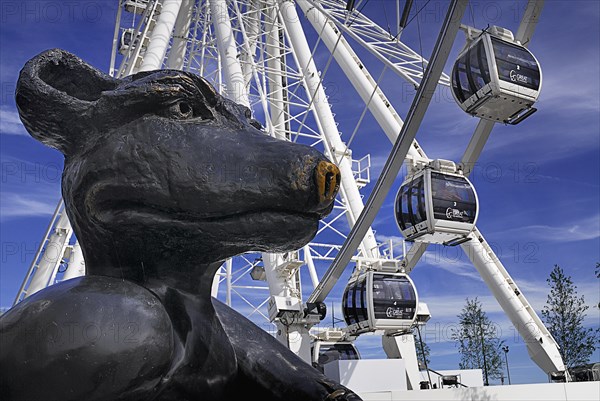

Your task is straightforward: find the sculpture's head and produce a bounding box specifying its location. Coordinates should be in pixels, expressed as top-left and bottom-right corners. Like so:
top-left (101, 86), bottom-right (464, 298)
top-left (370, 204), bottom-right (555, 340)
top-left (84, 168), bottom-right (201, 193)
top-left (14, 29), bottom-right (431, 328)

top-left (16, 49), bottom-right (340, 284)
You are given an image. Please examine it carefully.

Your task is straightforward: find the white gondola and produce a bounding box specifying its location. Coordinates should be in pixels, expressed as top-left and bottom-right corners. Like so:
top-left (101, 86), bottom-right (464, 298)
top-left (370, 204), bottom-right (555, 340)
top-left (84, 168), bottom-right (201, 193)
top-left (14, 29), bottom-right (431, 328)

top-left (311, 340), bottom-right (360, 373)
top-left (119, 29), bottom-right (135, 55)
top-left (451, 26), bottom-right (542, 125)
top-left (123, 0), bottom-right (149, 14)
top-left (119, 28), bottom-right (149, 55)
top-left (395, 160), bottom-right (478, 246)
top-left (342, 271), bottom-right (418, 335)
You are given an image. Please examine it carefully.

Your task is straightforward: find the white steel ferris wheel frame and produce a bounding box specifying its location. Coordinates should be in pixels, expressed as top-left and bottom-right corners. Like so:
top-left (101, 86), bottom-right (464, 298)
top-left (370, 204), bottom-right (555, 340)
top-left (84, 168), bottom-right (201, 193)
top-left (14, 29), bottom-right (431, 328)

top-left (15, 0), bottom-right (565, 379)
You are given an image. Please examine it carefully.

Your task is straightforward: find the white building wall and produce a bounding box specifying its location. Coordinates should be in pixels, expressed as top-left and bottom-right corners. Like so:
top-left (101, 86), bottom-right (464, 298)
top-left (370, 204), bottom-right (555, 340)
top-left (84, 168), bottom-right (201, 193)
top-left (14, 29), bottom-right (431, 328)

top-left (359, 382), bottom-right (599, 401)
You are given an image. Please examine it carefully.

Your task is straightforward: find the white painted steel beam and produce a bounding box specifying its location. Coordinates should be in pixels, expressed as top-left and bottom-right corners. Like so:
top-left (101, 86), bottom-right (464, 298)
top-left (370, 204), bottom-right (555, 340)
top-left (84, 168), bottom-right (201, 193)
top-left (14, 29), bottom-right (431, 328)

top-left (265, 3), bottom-right (288, 140)
top-left (62, 241), bottom-right (85, 281)
top-left (109, 3), bottom-right (123, 76)
top-left (140, 0), bottom-right (184, 71)
top-left (209, 0), bottom-right (250, 106)
top-left (166, 0), bottom-right (194, 69)
top-left (382, 334), bottom-right (422, 390)
top-left (460, 118), bottom-right (496, 175)
top-left (462, 228), bottom-right (565, 374)
top-left (516, 0), bottom-right (545, 46)
top-left (23, 207), bottom-right (72, 298)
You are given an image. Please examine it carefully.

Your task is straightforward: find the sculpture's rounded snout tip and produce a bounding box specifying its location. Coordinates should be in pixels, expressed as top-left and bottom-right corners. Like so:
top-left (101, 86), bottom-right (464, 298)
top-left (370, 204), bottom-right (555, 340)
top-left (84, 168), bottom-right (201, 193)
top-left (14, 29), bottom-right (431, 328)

top-left (315, 161), bottom-right (340, 208)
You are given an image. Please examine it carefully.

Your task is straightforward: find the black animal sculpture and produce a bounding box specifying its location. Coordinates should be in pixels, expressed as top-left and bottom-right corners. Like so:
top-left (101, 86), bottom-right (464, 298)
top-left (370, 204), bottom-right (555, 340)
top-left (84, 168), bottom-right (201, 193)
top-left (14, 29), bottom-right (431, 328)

top-left (0, 49), bottom-right (360, 401)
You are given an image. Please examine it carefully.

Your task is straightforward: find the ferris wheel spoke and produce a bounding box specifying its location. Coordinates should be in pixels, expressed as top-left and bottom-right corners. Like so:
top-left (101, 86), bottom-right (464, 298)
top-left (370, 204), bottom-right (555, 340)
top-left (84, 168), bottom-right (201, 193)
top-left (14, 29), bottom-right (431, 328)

top-left (301, 0), bottom-right (451, 87)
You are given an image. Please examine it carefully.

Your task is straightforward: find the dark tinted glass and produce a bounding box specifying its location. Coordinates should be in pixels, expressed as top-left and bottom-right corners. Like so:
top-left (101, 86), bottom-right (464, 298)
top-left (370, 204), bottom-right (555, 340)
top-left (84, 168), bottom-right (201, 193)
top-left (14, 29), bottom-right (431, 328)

top-left (452, 53), bottom-right (472, 102)
top-left (317, 343), bottom-right (360, 366)
top-left (492, 37), bottom-right (540, 90)
top-left (372, 274), bottom-right (417, 320)
top-left (430, 172), bottom-right (477, 223)
top-left (397, 175), bottom-right (425, 230)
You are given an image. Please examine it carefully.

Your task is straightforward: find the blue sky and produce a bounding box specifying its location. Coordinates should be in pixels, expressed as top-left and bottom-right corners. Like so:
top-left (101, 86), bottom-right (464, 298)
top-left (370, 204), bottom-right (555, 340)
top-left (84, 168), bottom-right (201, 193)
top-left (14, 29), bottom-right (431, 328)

top-left (1, 0), bottom-right (598, 385)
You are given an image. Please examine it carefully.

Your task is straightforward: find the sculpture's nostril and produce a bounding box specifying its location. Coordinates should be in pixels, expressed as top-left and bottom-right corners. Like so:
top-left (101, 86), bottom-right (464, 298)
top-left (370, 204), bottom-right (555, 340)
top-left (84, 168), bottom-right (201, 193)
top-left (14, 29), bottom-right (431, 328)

top-left (315, 161), bottom-right (341, 207)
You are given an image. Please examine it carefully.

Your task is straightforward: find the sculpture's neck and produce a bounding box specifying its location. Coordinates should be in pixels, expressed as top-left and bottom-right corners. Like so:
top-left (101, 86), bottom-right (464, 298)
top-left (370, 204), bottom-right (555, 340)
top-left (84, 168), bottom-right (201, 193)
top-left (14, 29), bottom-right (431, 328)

top-left (142, 260), bottom-right (222, 297)
top-left (75, 220), bottom-right (235, 298)
top-left (83, 242), bottom-right (224, 297)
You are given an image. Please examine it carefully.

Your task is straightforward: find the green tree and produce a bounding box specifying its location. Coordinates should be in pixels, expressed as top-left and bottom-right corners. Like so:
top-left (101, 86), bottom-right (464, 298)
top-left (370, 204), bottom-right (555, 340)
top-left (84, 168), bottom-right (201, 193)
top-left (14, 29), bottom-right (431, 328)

top-left (452, 297), bottom-right (504, 385)
top-left (413, 327), bottom-right (431, 369)
top-left (594, 262), bottom-right (600, 308)
top-left (541, 265), bottom-right (598, 369)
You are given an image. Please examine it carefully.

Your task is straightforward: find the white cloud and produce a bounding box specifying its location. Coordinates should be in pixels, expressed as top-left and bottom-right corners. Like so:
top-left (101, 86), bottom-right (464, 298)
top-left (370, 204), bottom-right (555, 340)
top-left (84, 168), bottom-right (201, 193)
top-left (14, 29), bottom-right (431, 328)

top-left (430, 260), bottom-right (483, 282)
top-left (367, 153), bottom-right (393, 180)
top-left (374, 233), bottom-right (407, 255)
top-left (538, 52), bottom-right (600, 114)
top-left (353, 333), bottom-right (388, 358)
top-left (429, 346), bottom-right (463, 358)
top-left (0, 192), bottom-right (59, 221)
top-left (417, 276), bottom-right (600, 344)
top-left (496, 214), bottom-right (600, 243)
top-left (511, 277), bottom-right (600, 318)
top-left (372, 235), bottom-right (485, 282)
top-left (0, 154), bottom-right (63, 222)
top-left (0, 106), bottom-right (27, 136)
top-left (422, 294), bottom-right (504, 320)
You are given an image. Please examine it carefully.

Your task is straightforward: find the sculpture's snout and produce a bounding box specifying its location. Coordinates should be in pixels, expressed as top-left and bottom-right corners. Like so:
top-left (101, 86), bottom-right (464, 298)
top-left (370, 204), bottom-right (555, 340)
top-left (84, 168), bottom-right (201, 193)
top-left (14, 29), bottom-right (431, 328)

top-left (315, 161), bottom-right (340, 208)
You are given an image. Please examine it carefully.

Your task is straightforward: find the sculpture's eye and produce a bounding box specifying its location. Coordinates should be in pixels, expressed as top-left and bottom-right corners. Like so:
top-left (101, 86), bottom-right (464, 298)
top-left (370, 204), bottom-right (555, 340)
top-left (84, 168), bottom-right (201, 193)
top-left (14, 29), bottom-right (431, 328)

top-left (249, 118), bottom-right (262, 130)
top-left (169, 100), bottom-right (194, 119)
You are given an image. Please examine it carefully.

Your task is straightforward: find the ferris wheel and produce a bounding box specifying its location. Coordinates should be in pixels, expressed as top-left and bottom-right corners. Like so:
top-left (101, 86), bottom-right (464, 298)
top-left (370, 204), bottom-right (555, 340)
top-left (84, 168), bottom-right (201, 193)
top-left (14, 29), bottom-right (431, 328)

top-left (13, 0), bottom-right (566, 386)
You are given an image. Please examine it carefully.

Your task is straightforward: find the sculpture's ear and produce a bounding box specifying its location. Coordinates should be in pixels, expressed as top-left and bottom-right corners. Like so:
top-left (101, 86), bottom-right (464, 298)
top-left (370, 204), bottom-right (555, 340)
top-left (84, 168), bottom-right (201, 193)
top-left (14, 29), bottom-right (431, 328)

top-left (15, 49), bottom-right (119, 155)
